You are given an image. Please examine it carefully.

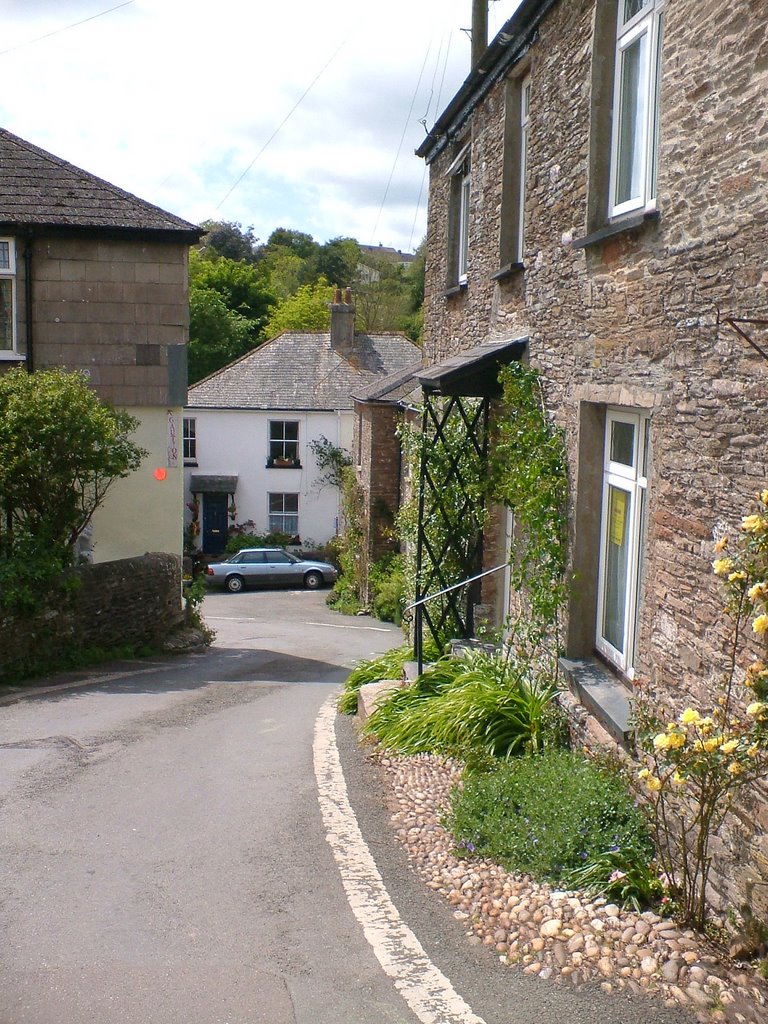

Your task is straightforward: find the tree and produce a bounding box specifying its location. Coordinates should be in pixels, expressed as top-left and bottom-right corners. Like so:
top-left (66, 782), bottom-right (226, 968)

top-left (198, 220), bottom-right (260, 263)
top-left (316, 237), bottom-right (360, 288)
top-left (0, 368), bottom-right (146, 605)
top-left (187, 250), bottom-right (276, 383)
top-left (265, 227), bottom-right (319, 261)
top-left (263, 279), bottom-right (334, 336)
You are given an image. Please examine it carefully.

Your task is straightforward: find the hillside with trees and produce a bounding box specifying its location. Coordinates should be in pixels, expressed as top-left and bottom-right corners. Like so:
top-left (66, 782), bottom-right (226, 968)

top-left (188, 221), bottom-right (424, 384)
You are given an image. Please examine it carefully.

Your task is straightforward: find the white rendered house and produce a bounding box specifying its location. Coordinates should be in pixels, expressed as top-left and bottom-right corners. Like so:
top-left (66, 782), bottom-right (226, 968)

top-left (184, 291), bottom-right (420, 554)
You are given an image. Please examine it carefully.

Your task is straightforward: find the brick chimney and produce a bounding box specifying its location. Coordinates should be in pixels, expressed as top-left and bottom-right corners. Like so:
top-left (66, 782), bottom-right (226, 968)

top-left (329, 287), bottom-right (356, 356)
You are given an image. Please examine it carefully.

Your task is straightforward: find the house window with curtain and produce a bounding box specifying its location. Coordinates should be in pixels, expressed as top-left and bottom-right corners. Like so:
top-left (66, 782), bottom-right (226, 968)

top-left (609, 0), bottom-right (665, 218)
top-left (269, 420), bottom-right (300, 466)
top-left (269, 492), bottom-right (299, 537)
top-left (0, 238), bottom-right (17, 353)
top-left (595, 409), bottom-right (649, 676)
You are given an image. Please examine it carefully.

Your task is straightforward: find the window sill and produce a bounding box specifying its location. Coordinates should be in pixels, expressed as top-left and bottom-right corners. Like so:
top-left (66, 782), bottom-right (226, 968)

top-left (571, 209), bottom-right (660, 251)
top-left (0, 351), bottom-right (25, 361)
top-left (184, 460), bottom-right (198, 468)
top-left (559, 655), bottom-right (633, 747)
top-left (491, 261), bottom-right (525, 282)
top-left (443, 282), bottom-right (468, 299)
top-left (266, 461), bottom-right (301, 469)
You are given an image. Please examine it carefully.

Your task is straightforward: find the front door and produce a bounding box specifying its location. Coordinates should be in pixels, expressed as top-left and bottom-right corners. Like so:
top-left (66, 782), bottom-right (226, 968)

top-left (202, 493), bottom-right (229, 554)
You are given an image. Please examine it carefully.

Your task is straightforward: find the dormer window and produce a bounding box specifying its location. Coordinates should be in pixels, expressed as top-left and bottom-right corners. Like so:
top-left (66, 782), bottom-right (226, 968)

top-left (0, 238), bottom-right (17, 353)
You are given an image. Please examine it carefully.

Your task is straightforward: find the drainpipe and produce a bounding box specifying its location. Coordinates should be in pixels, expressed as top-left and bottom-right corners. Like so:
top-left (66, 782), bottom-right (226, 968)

top-left (23, 235), bottom-right (34, 373)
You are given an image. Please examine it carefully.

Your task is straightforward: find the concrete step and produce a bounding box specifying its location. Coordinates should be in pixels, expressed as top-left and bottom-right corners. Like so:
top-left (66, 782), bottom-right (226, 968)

top-left (357, 680), bottom-right (405, 723)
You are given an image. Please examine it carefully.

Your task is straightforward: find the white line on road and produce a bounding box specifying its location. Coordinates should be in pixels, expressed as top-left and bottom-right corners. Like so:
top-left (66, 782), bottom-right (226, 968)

top-left (305, 620), bottom-right (394, 632)
top-left (313, 694), bottom-right (487, 1024)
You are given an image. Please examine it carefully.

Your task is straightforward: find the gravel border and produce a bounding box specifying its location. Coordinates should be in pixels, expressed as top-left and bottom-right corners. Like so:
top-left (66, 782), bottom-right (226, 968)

top-left (373, 750), bottom-right (768, 1024)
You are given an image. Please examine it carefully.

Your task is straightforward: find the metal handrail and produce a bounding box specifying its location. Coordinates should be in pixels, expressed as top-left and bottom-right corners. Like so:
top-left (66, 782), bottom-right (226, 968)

top-left (408, 562), bottom-right (509, 673)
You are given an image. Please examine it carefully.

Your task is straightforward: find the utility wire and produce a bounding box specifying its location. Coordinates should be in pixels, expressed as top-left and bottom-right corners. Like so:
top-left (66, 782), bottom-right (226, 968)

top-left (0, 0), bottom-right (136, 57)
top-left (214, 41), bottom-right (345, 213)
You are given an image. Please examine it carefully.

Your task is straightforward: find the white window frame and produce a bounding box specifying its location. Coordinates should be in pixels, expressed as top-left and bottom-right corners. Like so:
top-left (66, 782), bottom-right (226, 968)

top-left (595, 409), bottom-right (649, 677)
top-left (445, 142), bottom-right (471, 285)
top-left (268, 492), bottom-right (299, 536)
top-left (608, 0), bottom-right (664, 218)
top-left (0, 238), bottom-right (18, 355)
top-left (183, 417), bottom-right (197, 462)
top-left (269, 419), bottom-right (299, 463)
top-left (516, 76), bottom-right (531, 262)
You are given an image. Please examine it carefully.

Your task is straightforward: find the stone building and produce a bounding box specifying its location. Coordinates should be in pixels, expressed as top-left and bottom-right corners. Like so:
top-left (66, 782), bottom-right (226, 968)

top-left (414, 0), bottom-right (768, 907)
top-left (0, 127), bottom-right (201, 563)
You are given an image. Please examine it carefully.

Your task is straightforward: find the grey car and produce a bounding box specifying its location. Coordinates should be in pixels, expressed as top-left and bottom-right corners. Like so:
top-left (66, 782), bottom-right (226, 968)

top-left (204, 548), bottom-right (339, 594)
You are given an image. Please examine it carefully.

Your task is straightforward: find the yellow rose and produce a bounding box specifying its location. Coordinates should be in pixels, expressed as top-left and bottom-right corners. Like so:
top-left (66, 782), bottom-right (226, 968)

top-left (667, 731), bottom-right (687, 749)
top-left (742, 514), bottom-right (768, 534)
top-left (714, 536), bottom-right (729, 553)
top-left (753, 615), bottom-right (768, 635)
top-left (747, 702), bottom-right (767, 717)
top-left (748, 583), bottom-right (768, 603)
top-left (703, 737), bottom-right (721, 752)
top-left (653, 732), bottom-right (671, 751)
top-left (728, 762), bottom-right (743, 776)
top-left (761, 490), bottom-right (768, 506)
top-left (638, 768), bottom-right (651, 780)
top-left (646, 775), bottom-right (662, 792)
top-left (680, 708), bottom-right (702, 725)
top-left (748, 745), bottom-right (760, 758)
top-left (672, 771), bottom-right (687, 787)
top-left (721, 739), bottom-right (739, 754)
top-left (713, 558), bottom-right (734, 576)
top-left (699, 717), bottom-right (714, 735)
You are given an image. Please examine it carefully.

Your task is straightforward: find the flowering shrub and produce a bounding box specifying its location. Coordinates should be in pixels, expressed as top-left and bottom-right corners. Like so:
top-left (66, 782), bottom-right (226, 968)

top-left (634, 490), bottom-right (768, 928)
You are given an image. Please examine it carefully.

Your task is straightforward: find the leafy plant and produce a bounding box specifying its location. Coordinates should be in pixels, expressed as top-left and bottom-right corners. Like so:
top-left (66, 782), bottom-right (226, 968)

top-left (338, 643), bottom-right (417, 715)
top-left (369, 553), bottom-right (407, 625)
top-left (447, 749), bottom-right (652, 884)
top-left (309, 435), bottom-right (352, 492)
top-left (362, 648), bottom-right (559, 758)
top-left (327, 465), bottom-right (366, 614)
top-left (565, 844), bottom-right (664, 912)
top-left (224, 530), bottom-right (293, 554)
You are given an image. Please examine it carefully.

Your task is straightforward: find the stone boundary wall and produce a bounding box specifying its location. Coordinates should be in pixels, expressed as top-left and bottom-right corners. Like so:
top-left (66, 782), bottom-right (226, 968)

top-left (0, 552), bottom-right (183, 681)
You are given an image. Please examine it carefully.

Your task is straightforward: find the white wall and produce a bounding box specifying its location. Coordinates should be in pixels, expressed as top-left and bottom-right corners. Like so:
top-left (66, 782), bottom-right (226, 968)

top-left (184, 408), bottom-right (352, 547)
top-left (91, 406), bottom-right (184, 564)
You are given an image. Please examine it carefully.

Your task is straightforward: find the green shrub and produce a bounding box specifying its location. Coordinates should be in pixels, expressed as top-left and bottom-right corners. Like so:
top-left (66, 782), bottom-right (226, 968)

top-left (369, 554), bottom-right (407, 625)
top-left (361, 648), bottom-right (558, 758)
top-left (447, 749), bottom-right (653, 886)
top-left (337, 640), bottom-right (441, 715)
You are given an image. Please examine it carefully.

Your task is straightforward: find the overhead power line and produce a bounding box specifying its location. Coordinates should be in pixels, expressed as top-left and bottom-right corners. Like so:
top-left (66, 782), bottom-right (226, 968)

top-left (0, 1), bottom-right (136, 58)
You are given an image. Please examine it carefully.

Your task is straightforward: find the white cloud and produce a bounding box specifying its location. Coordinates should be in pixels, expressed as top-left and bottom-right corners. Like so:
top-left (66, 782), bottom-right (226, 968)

top-left (1, 0), bottom-right (519, 251)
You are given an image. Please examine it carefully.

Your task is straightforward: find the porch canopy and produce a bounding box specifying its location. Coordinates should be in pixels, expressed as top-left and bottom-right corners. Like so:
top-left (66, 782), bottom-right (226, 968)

top-left (189, 475), bottom-right (238, 493)
top-left (412, 337), bottom-right (528, 665)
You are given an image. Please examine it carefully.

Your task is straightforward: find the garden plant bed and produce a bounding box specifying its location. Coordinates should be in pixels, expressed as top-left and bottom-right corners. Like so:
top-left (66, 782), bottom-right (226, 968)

top-left (373, 749), bottom-right (768, 1024)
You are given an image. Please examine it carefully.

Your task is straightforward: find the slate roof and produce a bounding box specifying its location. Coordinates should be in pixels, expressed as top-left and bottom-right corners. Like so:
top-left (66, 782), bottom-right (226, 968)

top-left (0, 127), bottom-right (201, 237)
top-left (351, 360), bottom-right (423, 405)
top-left (187, 331), bottom-right (422, 412)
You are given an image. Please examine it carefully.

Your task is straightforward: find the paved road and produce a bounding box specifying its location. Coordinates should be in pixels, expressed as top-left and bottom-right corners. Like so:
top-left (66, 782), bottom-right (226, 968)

top-left (0, 589), bottom-right (689, 1024)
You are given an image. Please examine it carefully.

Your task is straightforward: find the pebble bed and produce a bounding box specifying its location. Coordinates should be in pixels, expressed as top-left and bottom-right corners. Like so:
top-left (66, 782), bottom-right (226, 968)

top-left (374, 751), bottom-right (768, 1024)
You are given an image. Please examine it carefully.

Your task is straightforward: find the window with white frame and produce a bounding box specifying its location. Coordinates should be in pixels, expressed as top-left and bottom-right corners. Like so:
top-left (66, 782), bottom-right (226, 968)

top-left (0, 239), bottom-right (17, 352)
top-left (268, 492), bottom-right (298, 536)
top-left (183, 417), bottom-right (197, 462)
top-left (445, 142), bottom-right (471, 287)
top-left (595, 409), bottom-right (649, 676)
top-left (499, 74), bottom-right (531, 268)
top-left (269, 420), bottom-right (299, 464)
top-left (516, 76), bottom-right (531, 261)
top-left (609, 0), bottom-right (664, 218)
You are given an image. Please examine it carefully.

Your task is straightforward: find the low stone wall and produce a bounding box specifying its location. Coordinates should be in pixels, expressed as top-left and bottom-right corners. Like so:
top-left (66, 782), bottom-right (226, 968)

top-left (0, 552), bottom-right (183, 681)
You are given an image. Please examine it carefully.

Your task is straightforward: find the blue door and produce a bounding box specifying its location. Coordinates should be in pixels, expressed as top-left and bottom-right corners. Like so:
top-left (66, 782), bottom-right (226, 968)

top-left (202, 493), bottom-right (229, 554)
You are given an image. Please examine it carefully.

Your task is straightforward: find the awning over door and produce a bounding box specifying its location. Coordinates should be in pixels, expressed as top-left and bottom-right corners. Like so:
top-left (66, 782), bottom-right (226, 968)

top-left (415, 337), bottom-right (528, 396)
top-left (189, 475), bottom-right (238, 493)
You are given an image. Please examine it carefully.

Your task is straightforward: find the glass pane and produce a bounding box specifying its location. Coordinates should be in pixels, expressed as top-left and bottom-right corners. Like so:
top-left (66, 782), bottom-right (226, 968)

top-left (623, 0), bottom-right (649, 24)
top-left (458, 174), bottom-right (470, 277)
top-left (285, 422), bottom-right (299, 441)
top-left (0, 279), bottom-right (12, 350)
top-left (602, 485), bottom-right (632, 653)
top-left (0, 241), bottom-right (9, 270)
top-left (610, 419), bottom-right (635, 466)
top-left (615, 33), bottom-right (648, 207)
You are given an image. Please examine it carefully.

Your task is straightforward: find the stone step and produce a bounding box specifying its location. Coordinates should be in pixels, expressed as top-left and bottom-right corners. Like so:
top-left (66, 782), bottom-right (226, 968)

top-left (357, 680), bottom-right (405, 722)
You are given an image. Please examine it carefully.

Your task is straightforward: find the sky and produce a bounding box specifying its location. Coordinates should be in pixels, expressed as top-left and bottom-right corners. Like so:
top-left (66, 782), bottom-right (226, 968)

top-left (2, 1), bottom-right (519, 254)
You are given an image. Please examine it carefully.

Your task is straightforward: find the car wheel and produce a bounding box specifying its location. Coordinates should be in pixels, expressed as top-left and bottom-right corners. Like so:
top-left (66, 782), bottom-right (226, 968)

top-left (226, 575), bottom-right (245, 594)
top-left (304, 571), bottom-right (323, 590)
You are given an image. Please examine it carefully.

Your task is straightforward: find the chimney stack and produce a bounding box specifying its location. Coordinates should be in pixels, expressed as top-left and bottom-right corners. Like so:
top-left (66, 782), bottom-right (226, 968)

top-left (471, 0), bottom-right (488, 68)
top-left (329, 287), bottom-right (356, 355)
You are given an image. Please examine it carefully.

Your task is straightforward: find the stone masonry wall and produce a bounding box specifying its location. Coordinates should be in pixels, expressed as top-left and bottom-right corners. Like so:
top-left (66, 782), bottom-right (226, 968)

top-left (0, 552), bottom-right (183, 681)
top-left (11, 235), bottom-right (189, 407)
top-left (421, 0), bottom-right (768, 911)
top-left (356, 402), bottom-right (403, 602)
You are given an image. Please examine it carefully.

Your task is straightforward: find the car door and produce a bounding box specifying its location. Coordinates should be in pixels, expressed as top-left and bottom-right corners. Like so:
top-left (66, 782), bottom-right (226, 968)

top-left (264, 550), bottom-right (297, 586)
top-left (237, 550), bottom-right (268, 585)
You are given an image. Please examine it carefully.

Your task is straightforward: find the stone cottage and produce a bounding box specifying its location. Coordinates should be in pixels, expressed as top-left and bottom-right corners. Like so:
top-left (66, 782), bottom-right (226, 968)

top-left (410, 0), bottom-right (768, 908)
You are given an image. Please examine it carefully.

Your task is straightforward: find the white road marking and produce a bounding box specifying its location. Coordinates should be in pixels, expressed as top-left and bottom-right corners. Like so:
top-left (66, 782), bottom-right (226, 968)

top-left (313, 694), bottom-right (487, 1024)
top-left (305, 620), bottom-right (394, 632)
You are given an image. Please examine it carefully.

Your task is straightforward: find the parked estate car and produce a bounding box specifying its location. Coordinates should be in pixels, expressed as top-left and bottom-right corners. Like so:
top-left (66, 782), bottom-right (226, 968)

top-left (204, 548), bottom-right (339, 593)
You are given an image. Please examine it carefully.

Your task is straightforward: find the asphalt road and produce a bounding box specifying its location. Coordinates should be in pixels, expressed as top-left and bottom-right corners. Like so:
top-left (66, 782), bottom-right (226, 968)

top-left (0, 588), bottom-right (690, 1024)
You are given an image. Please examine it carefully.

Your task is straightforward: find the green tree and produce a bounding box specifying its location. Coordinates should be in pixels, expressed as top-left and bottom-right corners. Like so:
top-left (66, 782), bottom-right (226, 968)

top-left (198, 220), bottom-right (260, 263)
top-left (0, 368), bottom-right (146, 607)
top-left (265, 227), bottom-right (319, 261)
top-left (264, 279), bottom-right (334, 336)
top-left (316, 236), bottom-right (360, 288)
top-left (187, 250), bottom-right (275, 382)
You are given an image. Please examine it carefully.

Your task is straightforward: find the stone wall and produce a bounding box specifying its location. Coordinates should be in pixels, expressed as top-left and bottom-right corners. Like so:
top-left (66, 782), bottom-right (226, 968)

top-left (420, 0), bottom-right (768, 911)
top-left (0, 552), bottom-right (183, 681)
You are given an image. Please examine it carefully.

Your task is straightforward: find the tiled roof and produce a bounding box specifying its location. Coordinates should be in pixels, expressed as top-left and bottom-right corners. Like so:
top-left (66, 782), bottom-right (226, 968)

top-left (187, 331), bottom-right (422, 411)
top-left (351, 360), bottom-right (423, 404)
top-left (0, 127), bottom-right (201, 236)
